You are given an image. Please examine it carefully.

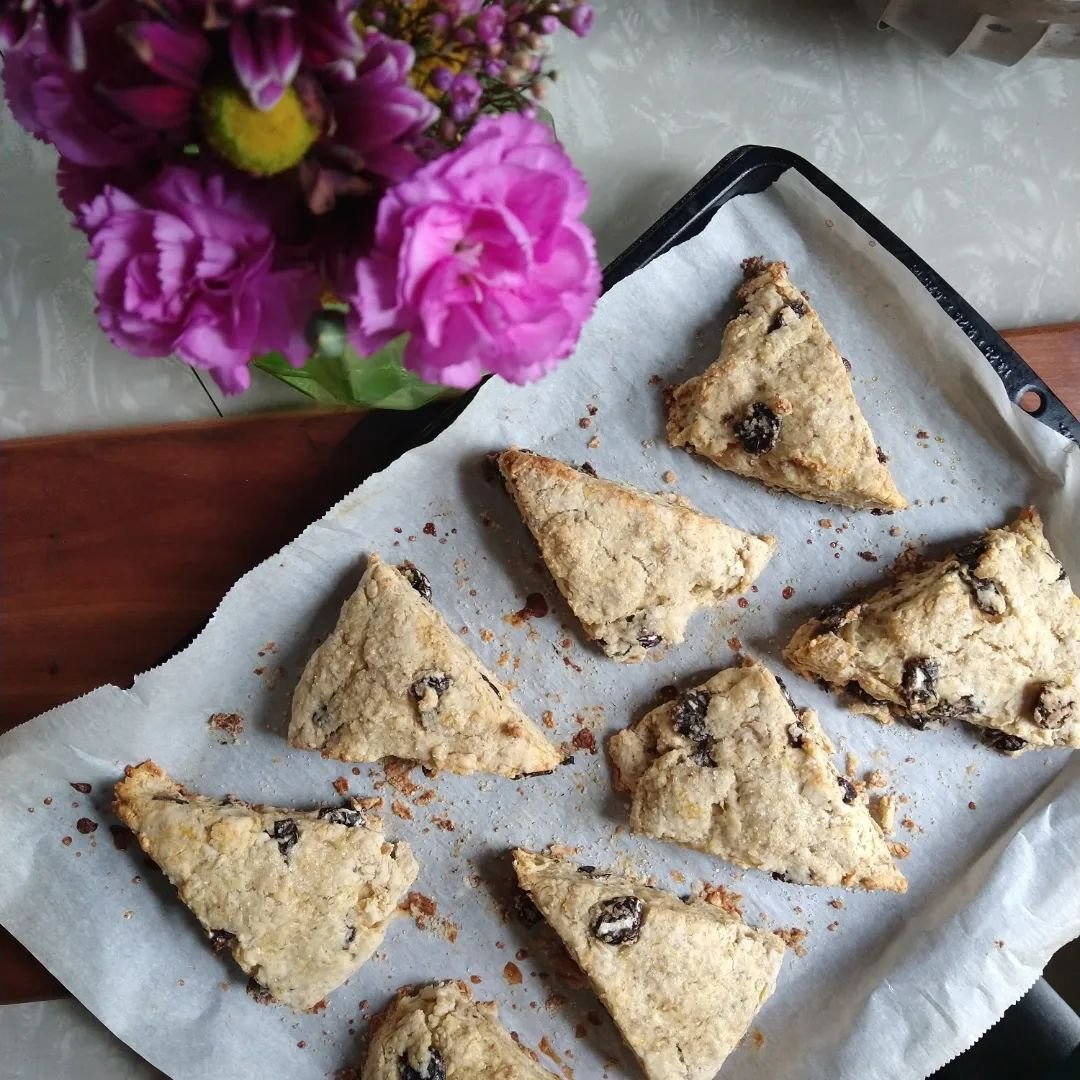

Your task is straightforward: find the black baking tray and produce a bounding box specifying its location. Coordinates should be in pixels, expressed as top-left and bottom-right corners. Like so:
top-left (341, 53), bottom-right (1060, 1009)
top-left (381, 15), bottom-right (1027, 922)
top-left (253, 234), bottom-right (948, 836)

top-left (601, 143), bottom-right (1080, 444)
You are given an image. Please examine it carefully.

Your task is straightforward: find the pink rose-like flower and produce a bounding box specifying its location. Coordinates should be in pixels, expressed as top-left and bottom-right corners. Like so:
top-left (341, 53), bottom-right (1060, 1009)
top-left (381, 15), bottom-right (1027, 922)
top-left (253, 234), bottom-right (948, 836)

top-left (347, 113), bottom-right (600, 388)
top-left (79, 166), bottom-right (320, 393)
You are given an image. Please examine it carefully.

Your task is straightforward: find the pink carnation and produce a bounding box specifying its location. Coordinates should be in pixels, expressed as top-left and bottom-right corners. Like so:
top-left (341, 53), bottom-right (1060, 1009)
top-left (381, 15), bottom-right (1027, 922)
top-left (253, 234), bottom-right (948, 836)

top-left (79, 166), bottom-right (320, 393)
top-left (346, 113), bottom-right (600, 388)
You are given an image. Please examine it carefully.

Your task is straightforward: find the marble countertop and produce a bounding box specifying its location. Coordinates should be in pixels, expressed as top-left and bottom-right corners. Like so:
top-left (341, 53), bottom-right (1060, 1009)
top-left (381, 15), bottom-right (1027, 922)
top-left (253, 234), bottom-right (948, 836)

top-left (2, 0), bottom-right (1079, 1076)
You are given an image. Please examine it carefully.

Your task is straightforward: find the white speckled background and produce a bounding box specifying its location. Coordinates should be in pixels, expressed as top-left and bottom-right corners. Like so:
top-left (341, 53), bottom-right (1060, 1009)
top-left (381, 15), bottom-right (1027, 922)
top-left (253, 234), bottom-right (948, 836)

top-left (1, 169), bottom-right (1078, 1080)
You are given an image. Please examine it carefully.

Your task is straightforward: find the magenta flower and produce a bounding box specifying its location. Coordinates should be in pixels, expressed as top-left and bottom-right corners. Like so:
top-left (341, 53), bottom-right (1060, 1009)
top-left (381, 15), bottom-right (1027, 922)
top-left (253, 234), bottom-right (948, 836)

top-left (321, 34), bottom-right (439, 183)
top-left (347, 113), bottom-right (599, 388)
top-left (2, 27), bottom-right (162, 168)
top-left (0, 0), bottom-right (91, 69)
top-left (79, 166), bottom-right (320, 393)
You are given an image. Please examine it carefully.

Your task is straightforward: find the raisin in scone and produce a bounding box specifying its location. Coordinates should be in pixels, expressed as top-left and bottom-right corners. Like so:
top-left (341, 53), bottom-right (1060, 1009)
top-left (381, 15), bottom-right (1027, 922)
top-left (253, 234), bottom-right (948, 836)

top-left (113, 761), bottom-right (417, 1011)
top-left (362, 980), bottom-right (557, 1080)
top-left (608, 660), bottom-right (905, 891)
top-left (289, 555), bottom-right (561, 777)
top-left (664, 259), bottom-right (906, 511)
top-left (513, 849), bottom-right (784, 1080)
top-left (496, 449), bottom-right (774, 662)
top-left (785, 507), bottom-right (1080, 754)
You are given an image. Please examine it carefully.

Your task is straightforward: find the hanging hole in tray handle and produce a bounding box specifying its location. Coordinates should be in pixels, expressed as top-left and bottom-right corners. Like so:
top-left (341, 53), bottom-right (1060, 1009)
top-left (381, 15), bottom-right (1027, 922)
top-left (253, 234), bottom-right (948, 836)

top-left (1018, 387), bottom-right (1047, 417)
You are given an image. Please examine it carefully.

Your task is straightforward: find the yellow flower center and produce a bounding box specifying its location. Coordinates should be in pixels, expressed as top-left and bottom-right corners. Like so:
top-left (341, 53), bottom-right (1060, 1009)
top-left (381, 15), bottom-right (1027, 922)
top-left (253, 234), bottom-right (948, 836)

top-left (200, 83), bottom-right (318, 177)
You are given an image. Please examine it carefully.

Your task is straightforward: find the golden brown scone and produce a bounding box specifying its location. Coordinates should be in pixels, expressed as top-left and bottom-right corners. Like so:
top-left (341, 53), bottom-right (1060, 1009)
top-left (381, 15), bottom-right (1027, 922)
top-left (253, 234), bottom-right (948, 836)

top-left (362, 980), bottom-right (557, 1079)
top-left (665, 258), bottom-right (906, 510)
top-left (114, 761), bottom-right (417, 1011)
top-left (497, 449), bottom-right (774, 662)
top-left (785, 508), bottom-right (1080, 754)
top-left (289, 555), bottom-right (562, 777)
top-left (609, 660), bottom-right (906, 892)
top-left (513, 849), bottom-right (785, 1080)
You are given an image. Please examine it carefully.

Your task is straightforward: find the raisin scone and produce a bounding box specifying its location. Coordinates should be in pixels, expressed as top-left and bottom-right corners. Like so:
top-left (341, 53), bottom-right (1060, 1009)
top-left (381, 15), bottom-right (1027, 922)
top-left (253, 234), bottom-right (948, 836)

top-left (113, 761), bottom-right (417, 1011)
top-left (513, 849), bottom-right (784, 1080)
top-left (362, 980), bottom-right (557, 1080)
top-left (785, 507), bottom-right (1080, 754)
top-left (496, 449), bottom-right (775, 662)
top-left (289, 555), bottom-right (561, 777)
top-left (608, 660), bottom-right (906, 891)
top-left (664, 258), bottom-right (906, 511)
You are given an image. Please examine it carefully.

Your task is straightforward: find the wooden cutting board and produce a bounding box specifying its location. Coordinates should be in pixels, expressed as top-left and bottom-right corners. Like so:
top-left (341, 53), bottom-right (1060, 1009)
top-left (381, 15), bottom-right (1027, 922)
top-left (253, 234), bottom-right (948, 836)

top-left (1, 323), bottom-right (1077, 1005)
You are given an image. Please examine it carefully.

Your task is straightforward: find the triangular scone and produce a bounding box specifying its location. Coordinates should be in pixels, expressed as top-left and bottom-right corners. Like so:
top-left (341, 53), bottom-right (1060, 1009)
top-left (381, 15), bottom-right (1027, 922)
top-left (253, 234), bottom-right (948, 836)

top-left (113, 761), bottom-right (417, 1011)
top-left (513, 850), bottom-right (785, 1080)
top-left (289, 555), bottom-right (561, 777)
top-left (665, 259), bottom-right (906, 510)
top-left (608, 660), bottom-right (906, 892)
top-left (785, 508), bottom-right (1080, 754)
top-left (363, 980), bottom-right (557, 1080)
top-left (497, 449), bottom-right (775, 662)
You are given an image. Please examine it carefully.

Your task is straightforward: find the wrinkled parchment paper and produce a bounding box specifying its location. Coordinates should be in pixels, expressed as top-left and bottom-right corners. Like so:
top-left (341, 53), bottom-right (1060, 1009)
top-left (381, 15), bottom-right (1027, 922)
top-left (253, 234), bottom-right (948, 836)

top-left (2, 171), bottom-right (1078, 1080)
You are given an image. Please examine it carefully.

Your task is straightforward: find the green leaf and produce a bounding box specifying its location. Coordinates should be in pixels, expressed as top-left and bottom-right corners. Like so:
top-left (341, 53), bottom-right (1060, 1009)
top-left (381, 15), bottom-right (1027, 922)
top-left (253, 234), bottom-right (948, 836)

top-left (253, 335), bottom-right (453, 411)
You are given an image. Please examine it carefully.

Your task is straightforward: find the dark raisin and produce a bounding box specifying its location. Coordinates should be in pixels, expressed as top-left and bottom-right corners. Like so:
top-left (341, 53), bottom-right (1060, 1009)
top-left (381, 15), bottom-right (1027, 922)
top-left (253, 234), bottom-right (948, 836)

top-left (985, 730), bottom-right (1027, 754)
top-left (411, 671), bottom-right (451, 705)
top-left (955, 540), bottom-right (986, 569)
top-left (1033, 684), bottom-right (1076, 730)
top-left (69, 782), bottom-right (92, 794)
top-left (846, 682), bottom-right (889, 709)
top-left (901, 658), bottom-right (940, 708)
top-left (637, 630), bottom-right (662, 650)
top-left (399, 563), bottom-right (432, 601)
top-left (590, 896), bottom-right (645, 945)
top-left (672, 690), bottom-right (712, 743)
top-left (876, 446), bottom-right (889, 465)
top-left (786, 719), bottom-right (806, 749)
top-left (246, 977), bottom-right (275, 1005)
top-left (400, 1049), bottom-right (445, 1080)
top-left (578, 865), bottom-right (597, 875)
top-left (578, 461), bottom-right (597, 477)
top-left (734, 402), bottom-right (781, 455)
top-left (963, 573), bottom-right (1007, 616)
top-left (1057, 564), bottom-right (1068, 582)
top-left (317, 806), bottom-right (365, 828)
top-left (513, 891), bottom-right (542, 927)
top-left (789, 298), bottom-right (807, 317)
top-left (772, 871), bottom-right (793, 883)
top-left (837, 776), bottom-right (857, 804)
top-left (267, 818), bottom-right (299, 860)
top-left (210, 929), bottom-right (236, 952)
top-left (922, 696), bottom-right (980, 723)
top-left (774, 675), bottom-right (799, 714)
top-left (344, 924), bottom-right (357, 947)
top-left (818, 603), bottom-right (849, 634)
top-left (479, 672), bottom-right (502, 699)
top-left (672, 689), bottom-right (715, 764)
top-left (769, 309), bottom-right (786, 332)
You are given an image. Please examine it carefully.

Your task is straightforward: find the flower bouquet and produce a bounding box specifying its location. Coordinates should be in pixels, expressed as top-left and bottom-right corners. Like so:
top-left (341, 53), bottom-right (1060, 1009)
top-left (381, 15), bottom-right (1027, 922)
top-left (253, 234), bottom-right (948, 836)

top-left (1, 0), bottom-right (600, 408)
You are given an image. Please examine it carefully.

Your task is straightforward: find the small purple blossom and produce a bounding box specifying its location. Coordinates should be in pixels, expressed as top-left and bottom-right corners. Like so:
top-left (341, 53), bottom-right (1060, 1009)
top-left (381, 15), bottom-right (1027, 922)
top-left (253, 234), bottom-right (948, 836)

top-left (567, 3), bottom-right (595, 37)
top-left (347, 113), bottom-right (599, 388)
top-left (449, 71), bottom-right (481, 122)
top-left (78, 166), bottom-right (319, 393)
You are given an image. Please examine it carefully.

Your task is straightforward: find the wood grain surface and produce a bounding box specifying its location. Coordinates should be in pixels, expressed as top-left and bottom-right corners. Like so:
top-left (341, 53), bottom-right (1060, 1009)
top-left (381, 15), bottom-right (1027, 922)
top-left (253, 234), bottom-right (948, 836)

top-left (0, 325), bottom-right (1076, 1005)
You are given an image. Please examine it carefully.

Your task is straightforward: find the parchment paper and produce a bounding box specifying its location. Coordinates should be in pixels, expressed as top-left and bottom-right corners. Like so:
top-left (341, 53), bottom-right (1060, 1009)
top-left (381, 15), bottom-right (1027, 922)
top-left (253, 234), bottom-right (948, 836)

top-left (2, 170), bottom-right (1078, 1080)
